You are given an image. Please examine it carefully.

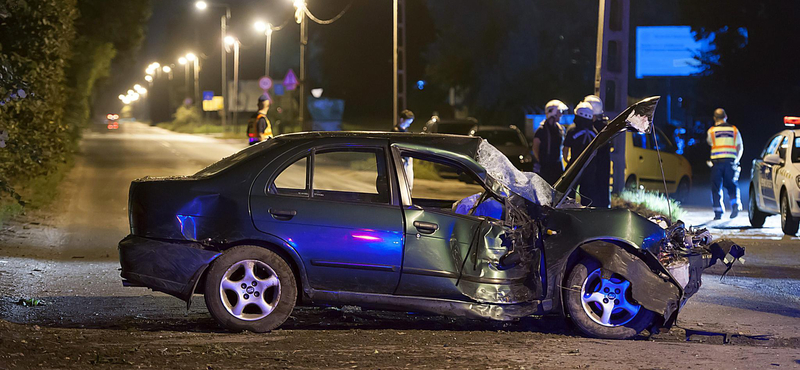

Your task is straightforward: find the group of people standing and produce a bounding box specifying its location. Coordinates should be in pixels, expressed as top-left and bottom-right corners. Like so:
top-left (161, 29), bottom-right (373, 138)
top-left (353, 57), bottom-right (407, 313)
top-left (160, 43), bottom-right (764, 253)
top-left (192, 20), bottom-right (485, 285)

top-left (532, 95), bottom-right (611, 208)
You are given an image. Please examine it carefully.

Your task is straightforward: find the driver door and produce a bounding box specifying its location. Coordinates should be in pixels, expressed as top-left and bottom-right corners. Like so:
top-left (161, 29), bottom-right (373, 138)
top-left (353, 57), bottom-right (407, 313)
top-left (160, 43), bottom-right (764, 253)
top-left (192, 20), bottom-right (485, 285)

top-left (392, 149), bottom-right (501, 300)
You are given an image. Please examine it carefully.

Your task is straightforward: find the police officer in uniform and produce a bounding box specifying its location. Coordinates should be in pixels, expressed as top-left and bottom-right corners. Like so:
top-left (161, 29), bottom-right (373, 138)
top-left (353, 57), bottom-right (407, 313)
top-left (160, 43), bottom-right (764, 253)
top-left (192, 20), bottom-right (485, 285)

top-left (248, 95), bottom-right (273, 145)
top-left (707, 108), bottom-right (744, 219)
top-left (564, 102), bottom-right (599, 206)
top-left (532, 100), bottom-right (567, 184)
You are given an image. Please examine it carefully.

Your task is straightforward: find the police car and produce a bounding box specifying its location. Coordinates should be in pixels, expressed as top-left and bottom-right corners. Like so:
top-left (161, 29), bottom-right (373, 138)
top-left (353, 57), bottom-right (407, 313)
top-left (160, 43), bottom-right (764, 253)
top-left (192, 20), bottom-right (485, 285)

top-left (748, 116), bottom-right (800, 235)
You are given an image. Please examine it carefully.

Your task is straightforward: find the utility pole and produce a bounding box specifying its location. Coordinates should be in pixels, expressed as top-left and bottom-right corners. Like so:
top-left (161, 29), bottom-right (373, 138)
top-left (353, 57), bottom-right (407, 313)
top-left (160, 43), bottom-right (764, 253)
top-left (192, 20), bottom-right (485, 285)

top-left (393, 0), bottom-right (407, 125)
top-left (299, 5), bottom-right (309, 131)
top-left (221, 10), bottom-right (229, 132)
top-left (595, 0), bottom-right (630, 193)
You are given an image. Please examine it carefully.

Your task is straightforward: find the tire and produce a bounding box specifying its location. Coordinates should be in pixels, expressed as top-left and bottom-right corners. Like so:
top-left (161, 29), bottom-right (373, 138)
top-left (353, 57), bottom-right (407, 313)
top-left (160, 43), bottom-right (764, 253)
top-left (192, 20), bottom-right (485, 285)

top-left (204, 245), bottom-right (297, 332)
top-left (564, 258), bottom-right (656, 339)
top-left (624, 176), bottom-right (638, 190)
top-left (674, 177), bottom-right (690, 201)
top-left (748, 187), bottom-right (768, 228)
top-left (780, 192), bottom-right (799, 235)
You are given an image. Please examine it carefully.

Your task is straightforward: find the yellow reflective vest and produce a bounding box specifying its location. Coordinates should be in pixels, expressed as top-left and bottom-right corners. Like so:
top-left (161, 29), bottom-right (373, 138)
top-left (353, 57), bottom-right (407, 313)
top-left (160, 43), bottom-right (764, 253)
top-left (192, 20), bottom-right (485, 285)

top-left (250, 113), bottom-right (273, 141)
top-left (708, 124), bottom-right (739, 160)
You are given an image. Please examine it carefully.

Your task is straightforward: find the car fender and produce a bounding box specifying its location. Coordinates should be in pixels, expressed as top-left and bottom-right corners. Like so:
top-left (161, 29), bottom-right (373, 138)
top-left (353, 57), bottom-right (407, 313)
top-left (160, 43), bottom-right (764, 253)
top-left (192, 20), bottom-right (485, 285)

top-left (576, 241), bottom-right (682, 324)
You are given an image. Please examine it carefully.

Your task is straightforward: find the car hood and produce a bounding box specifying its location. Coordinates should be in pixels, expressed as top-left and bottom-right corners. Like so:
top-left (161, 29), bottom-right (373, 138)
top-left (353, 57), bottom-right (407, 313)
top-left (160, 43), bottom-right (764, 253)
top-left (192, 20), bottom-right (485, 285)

top-left (475, 97), bottom-right (660, 209)
top-left (553, 97), bottom-right (660, 205)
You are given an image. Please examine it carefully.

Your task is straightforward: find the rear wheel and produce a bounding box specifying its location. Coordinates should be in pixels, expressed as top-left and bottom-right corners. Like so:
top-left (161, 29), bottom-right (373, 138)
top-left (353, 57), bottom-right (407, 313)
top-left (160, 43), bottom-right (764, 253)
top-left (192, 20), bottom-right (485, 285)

top-left (780, 193), bottom-right (799, 235)
top-left (564, 259), bottom-right (655, 339)
top-left (624, 176), bottom-right (638, 190)
top-left (749, 187), bottom-right (768, 228)
top-left (204, 245), bottom-right (297, 332)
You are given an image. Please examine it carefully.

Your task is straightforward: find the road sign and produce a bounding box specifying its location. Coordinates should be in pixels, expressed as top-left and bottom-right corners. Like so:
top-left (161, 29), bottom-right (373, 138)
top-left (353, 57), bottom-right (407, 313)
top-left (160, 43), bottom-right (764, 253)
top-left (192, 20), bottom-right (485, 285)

top-left (284, 69), bottom-right (298, 91)
top-left (202, 91), bottom-right (214, 101)
top-left (202, 96), bottom-right (224, 112)
top-left (259, 77), bottom-right (273, 90)
top-left (274, 83), bottom-right (285, 96)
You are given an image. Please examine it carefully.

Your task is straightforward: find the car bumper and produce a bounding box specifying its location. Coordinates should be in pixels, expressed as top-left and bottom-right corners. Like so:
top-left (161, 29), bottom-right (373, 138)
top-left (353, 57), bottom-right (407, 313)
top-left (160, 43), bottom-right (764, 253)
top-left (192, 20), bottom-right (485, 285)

top-left (118, 235), bottom-right (220, 303)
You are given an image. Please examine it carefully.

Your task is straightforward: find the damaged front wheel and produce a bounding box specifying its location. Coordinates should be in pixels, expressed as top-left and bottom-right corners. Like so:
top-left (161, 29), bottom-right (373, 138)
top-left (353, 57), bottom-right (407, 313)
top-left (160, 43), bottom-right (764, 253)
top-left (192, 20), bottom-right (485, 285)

top-left (564, 259), bottom-right (655, 339)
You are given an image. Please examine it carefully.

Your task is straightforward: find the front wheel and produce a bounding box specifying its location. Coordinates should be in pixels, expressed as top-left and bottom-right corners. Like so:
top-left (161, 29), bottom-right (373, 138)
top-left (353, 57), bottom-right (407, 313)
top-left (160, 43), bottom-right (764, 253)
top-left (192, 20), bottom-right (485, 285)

top-left (204, 245), bottom-right (297, 332)
top-left (749, 187), bottom-right (768, 228)
top-left (780, 193), bottom-right (799, 235)
top-left (564, 259), bottom-right (655, 339)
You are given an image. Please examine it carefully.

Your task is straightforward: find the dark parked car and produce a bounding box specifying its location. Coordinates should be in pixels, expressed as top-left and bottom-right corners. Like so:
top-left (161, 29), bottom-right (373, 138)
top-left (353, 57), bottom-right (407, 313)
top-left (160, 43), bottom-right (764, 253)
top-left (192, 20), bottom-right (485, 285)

top-left (470, 125), bottom-right (533, 171)
top-left (119, 97), bottom-right (743, 339)
top-left (421, 117), bottom-right (478, 135)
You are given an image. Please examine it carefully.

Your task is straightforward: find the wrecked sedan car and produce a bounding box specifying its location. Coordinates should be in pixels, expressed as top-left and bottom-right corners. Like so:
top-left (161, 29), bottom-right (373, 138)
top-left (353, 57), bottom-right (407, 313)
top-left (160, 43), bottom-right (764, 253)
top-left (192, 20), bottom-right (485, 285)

top-left (119, 97), bottom-right (743, 339)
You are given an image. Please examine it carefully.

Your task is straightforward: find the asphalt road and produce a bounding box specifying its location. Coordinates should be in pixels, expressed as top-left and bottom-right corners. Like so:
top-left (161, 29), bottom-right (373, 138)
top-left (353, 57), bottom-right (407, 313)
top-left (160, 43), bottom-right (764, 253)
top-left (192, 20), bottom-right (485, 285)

top-left (0, 122), bottom-right (799, 369)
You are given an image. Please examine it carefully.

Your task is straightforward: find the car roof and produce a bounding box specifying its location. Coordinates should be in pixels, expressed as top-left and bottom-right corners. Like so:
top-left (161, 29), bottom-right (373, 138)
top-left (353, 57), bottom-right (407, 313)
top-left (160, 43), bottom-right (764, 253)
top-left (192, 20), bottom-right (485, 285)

top-left (274, 131), bottom-right (484, 160)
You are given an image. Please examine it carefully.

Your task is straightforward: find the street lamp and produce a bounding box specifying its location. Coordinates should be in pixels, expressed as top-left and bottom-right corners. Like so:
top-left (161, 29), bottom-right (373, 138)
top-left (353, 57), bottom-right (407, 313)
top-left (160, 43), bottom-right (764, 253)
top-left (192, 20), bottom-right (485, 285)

top-left (292, 0), bottom-right (309, 131)
top-left (194, 0), bottom-right (231, 130)
top-left (186, 52), bottom-right (200, 108)
top-left (254, 20), bottom-right (280, 78)
top-left (225, 36), bottom-right (241, 128)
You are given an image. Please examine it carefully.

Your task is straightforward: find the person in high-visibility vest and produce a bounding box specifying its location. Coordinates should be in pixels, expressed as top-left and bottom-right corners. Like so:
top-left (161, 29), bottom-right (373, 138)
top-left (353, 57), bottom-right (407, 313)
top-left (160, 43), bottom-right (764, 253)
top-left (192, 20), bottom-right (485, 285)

top-left (248, 95), bottom-right (273, 145)
top-left (706, 108), bottom-right (744, 219)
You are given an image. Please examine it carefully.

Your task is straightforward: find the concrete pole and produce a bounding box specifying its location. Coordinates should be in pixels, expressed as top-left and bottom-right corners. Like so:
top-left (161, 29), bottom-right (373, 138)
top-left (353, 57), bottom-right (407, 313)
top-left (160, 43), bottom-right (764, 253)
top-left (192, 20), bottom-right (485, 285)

top-left (232, 42), bottom-right (240, 128)
top-left (221, 14), bottom-right (228, 131)
top-left (300, 12), bottom-right (309, 131)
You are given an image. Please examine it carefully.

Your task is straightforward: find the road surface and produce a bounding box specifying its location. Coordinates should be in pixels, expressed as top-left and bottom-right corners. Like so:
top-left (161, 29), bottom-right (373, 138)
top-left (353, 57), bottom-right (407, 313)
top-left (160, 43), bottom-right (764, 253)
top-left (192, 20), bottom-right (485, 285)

top-left (0, 122), bottom-right (798, 369)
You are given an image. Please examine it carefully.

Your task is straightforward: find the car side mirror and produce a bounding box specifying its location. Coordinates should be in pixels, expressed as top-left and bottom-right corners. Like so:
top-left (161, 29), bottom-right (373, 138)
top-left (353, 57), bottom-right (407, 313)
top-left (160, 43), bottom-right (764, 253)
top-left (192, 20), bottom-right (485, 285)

top-left (764, 153), bottom-right (782, 165)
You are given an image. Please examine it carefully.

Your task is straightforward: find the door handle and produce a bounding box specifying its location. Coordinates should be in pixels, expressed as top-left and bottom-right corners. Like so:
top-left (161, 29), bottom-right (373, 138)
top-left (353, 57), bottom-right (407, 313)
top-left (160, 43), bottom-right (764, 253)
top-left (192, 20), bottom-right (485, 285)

top-left (269, 209), bottom-right (297, 221)
top-left (639, 156), bottom-right (644, 160)
top-left (413, 221), bottom-right (439, 234)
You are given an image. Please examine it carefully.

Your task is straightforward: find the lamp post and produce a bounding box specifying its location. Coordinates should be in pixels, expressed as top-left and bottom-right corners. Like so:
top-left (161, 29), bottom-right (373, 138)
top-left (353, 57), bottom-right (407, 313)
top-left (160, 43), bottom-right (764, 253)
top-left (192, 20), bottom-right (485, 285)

top-left (178, 57), bottom-right (189, 102)
top-left (292, 0), bottom-right (309, 131)
top-left (195, 1), bottom-right (230, 130)
top-left (254, 20), bottom-right (280, 78)
top-left (224, 36), bottom-right (240, 128)
top-left (186, 52), bottom-right (200, 109)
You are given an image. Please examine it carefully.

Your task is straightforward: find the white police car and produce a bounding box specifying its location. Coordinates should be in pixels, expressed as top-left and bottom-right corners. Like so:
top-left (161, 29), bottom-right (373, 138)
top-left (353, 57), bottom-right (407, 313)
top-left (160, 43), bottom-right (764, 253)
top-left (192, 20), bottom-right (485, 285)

top-left (749, 116), bottom-right (800, 235)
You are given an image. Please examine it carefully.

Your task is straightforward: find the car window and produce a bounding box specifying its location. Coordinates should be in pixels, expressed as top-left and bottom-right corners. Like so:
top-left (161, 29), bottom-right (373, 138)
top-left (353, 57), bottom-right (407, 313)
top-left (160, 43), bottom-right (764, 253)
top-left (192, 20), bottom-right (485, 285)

top-left (651, 129), bottom-right (675, 153)
top-left (475, 130), bottom-right (525, 146)
top-left (763, 135), bottom-right (783, 158)
top-left (400, 155), bottom-right (486, 212)
top-left (312, 149), bottom-right (389, 204)
top-left (793, 136), bottom-right (800, 163)
top-left (437, 123), bottom-right (475, 135)
top-left (271, 156), bottom-right (308, 197)
top-left (778, 136), bottom-right (790, 160)
top-left (631, 133), bottom-right (646, 148)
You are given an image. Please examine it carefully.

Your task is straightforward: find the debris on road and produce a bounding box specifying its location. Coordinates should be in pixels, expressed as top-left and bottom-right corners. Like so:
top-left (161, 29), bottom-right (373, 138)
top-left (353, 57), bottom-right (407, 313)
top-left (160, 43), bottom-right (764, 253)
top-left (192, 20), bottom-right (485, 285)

top-left (16, 298), bottom-right (43, 307)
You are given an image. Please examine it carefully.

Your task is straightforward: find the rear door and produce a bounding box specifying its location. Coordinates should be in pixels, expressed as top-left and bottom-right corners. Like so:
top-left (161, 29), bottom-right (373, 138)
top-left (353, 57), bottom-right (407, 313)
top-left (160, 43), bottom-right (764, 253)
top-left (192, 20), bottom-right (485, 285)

top-left (251, 140), bottom-right (404, 294)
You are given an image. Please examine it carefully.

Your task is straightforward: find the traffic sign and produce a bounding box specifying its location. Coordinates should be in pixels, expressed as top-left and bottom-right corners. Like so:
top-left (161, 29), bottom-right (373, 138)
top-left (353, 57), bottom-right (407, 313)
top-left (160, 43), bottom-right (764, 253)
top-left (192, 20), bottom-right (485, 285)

top-left (284, 69), bottom-right (298, 91)
top-left (202, 91), bottom-right (214, 101)
top-left (274, 83), bottom-right (285, 96)
top-left (259, 76), bottom-right (273, 90)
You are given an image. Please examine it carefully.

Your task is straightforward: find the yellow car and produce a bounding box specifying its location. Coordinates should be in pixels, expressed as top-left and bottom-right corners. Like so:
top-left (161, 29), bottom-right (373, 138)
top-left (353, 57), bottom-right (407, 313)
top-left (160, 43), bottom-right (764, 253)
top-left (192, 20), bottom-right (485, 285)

top-left (621, 129), bottom-right (692, 197)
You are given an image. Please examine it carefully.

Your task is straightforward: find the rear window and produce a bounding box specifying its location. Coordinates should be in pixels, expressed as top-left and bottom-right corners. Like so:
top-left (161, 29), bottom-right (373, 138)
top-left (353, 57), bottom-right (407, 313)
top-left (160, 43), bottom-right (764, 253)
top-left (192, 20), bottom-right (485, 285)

top-left (438, 123), bottom-right (475, 135)
top-left (474, 130), bottom-right (525, 146)
top-left (194, 139), bottom-right (279, 177)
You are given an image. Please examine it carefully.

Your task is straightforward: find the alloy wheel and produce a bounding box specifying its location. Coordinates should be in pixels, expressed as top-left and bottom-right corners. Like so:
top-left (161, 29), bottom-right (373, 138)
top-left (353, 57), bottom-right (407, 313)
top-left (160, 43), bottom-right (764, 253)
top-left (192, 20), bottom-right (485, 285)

top-left (580, 268), bottom-right (641, 327)
top-left (219, 259), bottom-right (281, 321)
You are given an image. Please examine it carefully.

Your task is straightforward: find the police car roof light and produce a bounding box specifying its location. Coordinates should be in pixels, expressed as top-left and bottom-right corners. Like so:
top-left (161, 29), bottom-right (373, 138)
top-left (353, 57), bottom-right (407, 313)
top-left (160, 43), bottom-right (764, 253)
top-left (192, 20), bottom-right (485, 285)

top-left (784, 116), bottom-right (800, 127)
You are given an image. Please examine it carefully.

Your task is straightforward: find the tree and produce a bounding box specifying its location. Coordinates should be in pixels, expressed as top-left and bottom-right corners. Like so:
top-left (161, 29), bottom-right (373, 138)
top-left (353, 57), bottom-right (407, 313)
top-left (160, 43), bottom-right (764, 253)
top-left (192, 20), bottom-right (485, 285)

top-left (425, 0), bottom-right (598, 124)
top-left (680, 1), bottom-right (800, 161)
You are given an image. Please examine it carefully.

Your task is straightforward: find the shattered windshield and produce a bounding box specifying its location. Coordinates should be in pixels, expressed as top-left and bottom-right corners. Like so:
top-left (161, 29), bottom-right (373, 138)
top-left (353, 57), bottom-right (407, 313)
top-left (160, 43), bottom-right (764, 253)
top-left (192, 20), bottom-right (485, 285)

top-left (475, 140), bottom-right (555, 206)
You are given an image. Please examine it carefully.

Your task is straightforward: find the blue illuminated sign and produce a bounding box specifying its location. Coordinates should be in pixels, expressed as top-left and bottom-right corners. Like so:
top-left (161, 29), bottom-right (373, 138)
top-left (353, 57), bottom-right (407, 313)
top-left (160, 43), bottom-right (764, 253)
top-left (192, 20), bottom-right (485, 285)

top-left (635, 26), bottom-right (712, 79)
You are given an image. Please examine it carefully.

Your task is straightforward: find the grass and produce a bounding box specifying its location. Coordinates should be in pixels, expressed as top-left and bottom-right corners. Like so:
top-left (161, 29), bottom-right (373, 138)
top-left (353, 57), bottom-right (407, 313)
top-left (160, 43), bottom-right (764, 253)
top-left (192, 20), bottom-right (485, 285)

top-left (612, 188), bottom-right (686, 223)
top-left (0, 158), bottom-right (74, 227)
